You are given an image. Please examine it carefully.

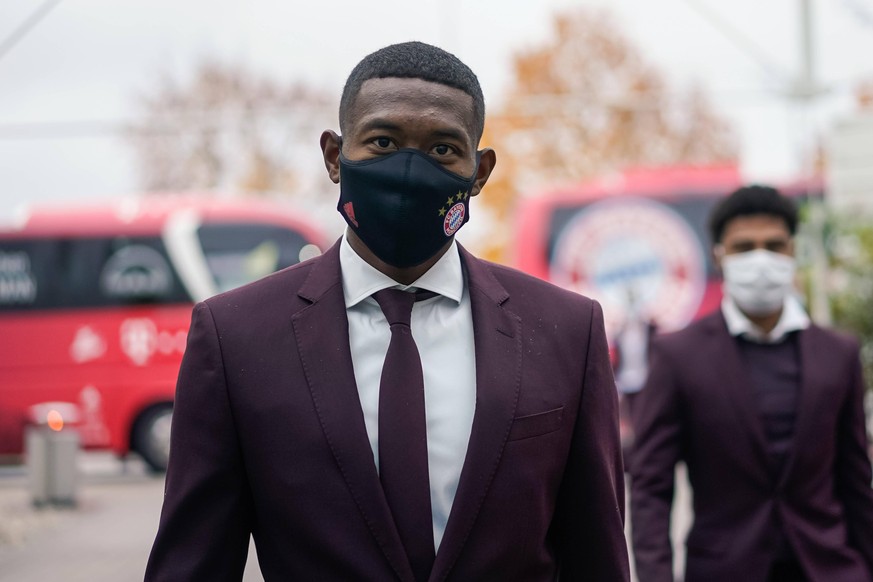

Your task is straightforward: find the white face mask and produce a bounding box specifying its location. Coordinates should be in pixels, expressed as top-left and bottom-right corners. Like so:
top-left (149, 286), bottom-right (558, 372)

top-left (721, 249), bottom-right (796, 316)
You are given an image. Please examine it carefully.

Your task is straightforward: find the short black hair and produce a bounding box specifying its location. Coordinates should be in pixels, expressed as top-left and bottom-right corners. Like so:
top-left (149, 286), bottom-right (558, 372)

top-left (339, 41), bottom-right (485, 142)
top-left (708, 184), bottom-right (798, 244)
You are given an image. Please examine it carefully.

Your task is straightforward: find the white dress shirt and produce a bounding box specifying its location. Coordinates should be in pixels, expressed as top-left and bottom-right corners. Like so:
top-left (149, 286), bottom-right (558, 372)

top-left (721, 294), bottom-right (811, 344)
top-left (339, 234), bottom-right (476, 551)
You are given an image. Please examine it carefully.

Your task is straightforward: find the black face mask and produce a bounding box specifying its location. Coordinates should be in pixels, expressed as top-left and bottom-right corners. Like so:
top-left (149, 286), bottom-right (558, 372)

top-left (337, 148), bottom-right (481, 268)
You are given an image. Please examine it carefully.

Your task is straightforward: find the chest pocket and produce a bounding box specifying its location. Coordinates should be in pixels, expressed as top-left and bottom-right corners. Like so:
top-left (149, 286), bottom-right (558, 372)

top-left (507, 406), bottom-right (564, 441)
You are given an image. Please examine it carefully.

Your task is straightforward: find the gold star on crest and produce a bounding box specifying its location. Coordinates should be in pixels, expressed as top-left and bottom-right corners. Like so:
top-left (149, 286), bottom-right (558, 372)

top-left (438, 207), bottom-right (447, 217)
top-left (458, 190), bottom-right (469, 201)
top-left (445, 195), bottom-right (454, 205)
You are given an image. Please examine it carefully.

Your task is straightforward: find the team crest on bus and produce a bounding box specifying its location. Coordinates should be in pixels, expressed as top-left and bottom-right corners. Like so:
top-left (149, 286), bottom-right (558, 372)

top-left (549, 197), bottom-right (706, 337)
top-left (443, 203), bottom-right (465, 236)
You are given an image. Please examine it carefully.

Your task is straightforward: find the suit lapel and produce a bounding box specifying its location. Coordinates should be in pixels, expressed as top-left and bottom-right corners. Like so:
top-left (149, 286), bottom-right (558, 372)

top-left (707, 314), bottom-right (772, 482)
top-left (291, 241), bottom-right (415, 582)
top-left (778, 326), bottom-right (820, 487)
top-left (430, 247), bottom-right (523, 582)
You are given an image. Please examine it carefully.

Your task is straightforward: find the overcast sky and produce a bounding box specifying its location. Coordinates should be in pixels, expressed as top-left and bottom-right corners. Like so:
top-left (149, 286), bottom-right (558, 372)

top-left (1, 0), bottom-right (872, 220)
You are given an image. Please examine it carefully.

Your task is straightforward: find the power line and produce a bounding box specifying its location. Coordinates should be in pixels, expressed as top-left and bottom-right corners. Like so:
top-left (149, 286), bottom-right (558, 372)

top-left (679, 0), bottom-right (789, 83)
top-left (0, 0), bottom-right (63, 63)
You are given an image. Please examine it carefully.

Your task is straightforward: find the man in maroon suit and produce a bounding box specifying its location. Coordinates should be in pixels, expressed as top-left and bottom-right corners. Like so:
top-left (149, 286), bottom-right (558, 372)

top-left (145, 42), bottom-right (630, 581)
top-left (630, 185), bottom-right (873, 582)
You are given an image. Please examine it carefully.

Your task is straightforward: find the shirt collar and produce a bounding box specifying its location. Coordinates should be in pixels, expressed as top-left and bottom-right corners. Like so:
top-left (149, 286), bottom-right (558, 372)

top-left (339, 230), bottom-right (464, 309)
top-left (721, 294), bottom-right (811, 344)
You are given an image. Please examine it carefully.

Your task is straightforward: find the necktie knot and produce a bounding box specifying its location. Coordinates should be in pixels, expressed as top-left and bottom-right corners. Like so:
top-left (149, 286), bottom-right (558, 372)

top-left (373, 288), bottom-right (419, 327)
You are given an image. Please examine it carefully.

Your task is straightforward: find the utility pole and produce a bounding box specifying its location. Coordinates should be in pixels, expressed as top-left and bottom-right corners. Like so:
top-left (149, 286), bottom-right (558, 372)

top-left (794, 0), bottom-right (832, 325)
top-left (799, 0), bottom-right (816, 99)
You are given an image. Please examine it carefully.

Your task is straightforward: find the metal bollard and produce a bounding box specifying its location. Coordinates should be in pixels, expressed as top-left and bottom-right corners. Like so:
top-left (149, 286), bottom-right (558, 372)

top-left (25, 402), bottom-right (81, 507)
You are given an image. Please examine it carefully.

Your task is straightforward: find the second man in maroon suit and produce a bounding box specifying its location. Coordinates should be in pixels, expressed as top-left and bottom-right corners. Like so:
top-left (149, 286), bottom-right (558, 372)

top-left (630, 185), bottom-right (873, 582)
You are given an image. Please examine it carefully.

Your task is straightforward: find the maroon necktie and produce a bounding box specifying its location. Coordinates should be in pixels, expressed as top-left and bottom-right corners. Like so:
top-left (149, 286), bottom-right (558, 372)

top-left (373, 288), bottom-right (435, 582)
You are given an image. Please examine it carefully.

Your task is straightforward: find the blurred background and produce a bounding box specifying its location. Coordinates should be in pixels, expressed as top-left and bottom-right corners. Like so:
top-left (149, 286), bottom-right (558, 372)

top-left (1, 0), bottom-right (872, 580)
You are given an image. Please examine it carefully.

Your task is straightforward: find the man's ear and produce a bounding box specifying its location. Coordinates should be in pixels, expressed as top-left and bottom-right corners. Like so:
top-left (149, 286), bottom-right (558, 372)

top-left (712, 244), bottom-right (724, 274)
top-left (320, 130), bottom-right (341, 184)
top-left (469, 148), bottom-right (496, 197)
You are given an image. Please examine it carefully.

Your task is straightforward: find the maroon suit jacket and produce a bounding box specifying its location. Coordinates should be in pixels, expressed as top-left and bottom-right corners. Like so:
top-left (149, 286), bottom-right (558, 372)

top-left (630, 311), bottom-right (873, 582)
top-left (145, 241), bottom-right (630, 581)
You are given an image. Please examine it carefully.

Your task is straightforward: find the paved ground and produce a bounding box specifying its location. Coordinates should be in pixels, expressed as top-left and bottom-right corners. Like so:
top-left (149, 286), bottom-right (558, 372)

top-left (0, 453), bottom-right (263, 582)
top-left (0, 453), bottom-right (692, 581)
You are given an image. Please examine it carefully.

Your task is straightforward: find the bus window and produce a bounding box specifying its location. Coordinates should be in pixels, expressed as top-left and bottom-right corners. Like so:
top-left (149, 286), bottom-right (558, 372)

top-left (196, 223), bottom-right (319, 294)
top-left (0, 244), bottom-right (49, 309)
top-left (0, 237), bottom-right (190, 312)
top-left (98, 240), bottom-right (182, 304)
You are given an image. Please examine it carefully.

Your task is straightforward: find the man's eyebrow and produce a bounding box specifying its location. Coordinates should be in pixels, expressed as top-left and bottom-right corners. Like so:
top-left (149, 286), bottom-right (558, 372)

top-left (357, 120), bottom-right (403, 133)
top-left (430, 128), bottom-right (469, 142)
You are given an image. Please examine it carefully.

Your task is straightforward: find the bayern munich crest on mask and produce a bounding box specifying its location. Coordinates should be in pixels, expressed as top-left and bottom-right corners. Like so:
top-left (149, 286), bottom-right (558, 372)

top-left (443, 203), bottom-right (465, 236)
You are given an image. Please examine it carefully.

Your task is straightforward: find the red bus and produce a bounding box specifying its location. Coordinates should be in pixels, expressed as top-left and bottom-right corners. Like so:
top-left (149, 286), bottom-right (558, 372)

top-left (0, 196), bottom-right (326, 471)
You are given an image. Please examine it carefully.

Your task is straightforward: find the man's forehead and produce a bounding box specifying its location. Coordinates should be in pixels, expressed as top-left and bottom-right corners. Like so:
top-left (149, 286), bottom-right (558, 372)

top-left (722, 215), bottom-right (792, 241)
top-left (349, 77), bottom-right (475, 131)
top-left (357, 76), bottom-right (472, 101)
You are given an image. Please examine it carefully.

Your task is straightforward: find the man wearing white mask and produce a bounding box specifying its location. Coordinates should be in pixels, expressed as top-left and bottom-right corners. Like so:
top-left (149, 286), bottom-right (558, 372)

top-left (630, 185), bottom-right (873, 582)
